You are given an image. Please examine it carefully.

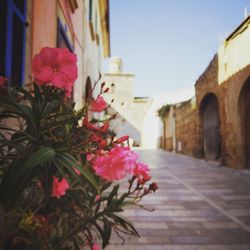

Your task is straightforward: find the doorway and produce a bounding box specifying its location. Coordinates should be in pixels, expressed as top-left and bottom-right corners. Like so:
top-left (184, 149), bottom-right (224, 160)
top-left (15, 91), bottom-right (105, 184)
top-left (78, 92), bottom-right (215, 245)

top-left (201, 94), bottom-right (221, 160)
top-left (239, 80), bottom-right (250, 168)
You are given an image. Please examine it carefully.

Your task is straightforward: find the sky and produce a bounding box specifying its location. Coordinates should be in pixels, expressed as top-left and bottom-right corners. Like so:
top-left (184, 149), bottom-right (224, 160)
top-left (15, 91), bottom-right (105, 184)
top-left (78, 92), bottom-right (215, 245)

top-left (104, 0), bottom-right (250, 97)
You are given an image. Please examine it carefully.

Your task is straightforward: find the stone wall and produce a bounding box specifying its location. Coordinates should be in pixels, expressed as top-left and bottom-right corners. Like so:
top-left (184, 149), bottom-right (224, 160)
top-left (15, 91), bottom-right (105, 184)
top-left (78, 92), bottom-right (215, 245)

top-left (175, 100), bottom-right (200, 157)
top-left (194, 54), bottom-right (227, 162)
top-left (160, 18), bottom-right (250, 169)
top-left (195, 55), bottom-right (250, 169)
top-left (220, 64), bottom-right (250, 168)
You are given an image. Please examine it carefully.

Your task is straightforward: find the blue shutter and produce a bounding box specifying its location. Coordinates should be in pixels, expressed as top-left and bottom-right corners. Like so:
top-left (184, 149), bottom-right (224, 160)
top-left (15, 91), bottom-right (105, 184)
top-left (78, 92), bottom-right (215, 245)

top-left (0, 0), bottom-right (27, 86)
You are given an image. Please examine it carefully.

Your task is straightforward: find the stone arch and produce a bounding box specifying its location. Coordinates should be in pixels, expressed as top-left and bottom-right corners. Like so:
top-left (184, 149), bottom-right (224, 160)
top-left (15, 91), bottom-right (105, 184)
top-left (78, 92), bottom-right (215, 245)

top-left (238, 77), bottom-right (250, 168)
top-left (199, 93), bottom-right (221, 160)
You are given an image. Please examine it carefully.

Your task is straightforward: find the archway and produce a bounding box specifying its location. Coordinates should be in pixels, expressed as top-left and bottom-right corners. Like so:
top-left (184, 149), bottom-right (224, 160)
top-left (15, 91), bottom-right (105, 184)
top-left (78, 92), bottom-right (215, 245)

top-left (239, 79), bottom-right (250, 168)
top-left (200, 93), bottom-right (221, 160)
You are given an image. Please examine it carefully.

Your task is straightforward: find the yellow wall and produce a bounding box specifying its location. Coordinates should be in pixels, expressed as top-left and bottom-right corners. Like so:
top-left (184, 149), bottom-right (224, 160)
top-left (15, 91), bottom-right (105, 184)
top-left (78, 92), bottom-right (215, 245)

top-left (218, 17), bottom-right (250, 84)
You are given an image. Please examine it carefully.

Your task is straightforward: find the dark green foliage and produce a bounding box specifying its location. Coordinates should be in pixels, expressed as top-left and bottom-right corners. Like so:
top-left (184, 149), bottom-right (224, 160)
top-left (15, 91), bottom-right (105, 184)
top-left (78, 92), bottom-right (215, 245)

top-left (0, 84), bottom-right (147, 249)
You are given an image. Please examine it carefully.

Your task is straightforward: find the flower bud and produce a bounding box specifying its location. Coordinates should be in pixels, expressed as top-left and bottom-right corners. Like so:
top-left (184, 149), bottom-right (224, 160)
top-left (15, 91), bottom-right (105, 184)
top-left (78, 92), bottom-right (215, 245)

top-left (149, 182), bottom-right (158, 192)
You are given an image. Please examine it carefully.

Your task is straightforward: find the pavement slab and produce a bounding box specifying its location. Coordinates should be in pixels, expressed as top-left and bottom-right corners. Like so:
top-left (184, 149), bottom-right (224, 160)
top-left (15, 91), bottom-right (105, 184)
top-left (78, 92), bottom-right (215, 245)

top-left (106, 150), bottom-right (250, 250)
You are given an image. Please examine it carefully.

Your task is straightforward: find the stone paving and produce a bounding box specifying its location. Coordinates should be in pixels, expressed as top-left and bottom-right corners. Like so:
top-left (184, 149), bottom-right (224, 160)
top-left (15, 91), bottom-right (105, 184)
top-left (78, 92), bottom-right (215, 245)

top-left (106, 150), bottom-right (250, 250)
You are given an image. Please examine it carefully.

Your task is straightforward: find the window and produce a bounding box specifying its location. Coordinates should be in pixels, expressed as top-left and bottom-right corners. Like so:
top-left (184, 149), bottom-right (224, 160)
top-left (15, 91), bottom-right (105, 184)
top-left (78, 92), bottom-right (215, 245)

top-left (57, 18), bottom-right (75, 99)
top-left (57, 18), bottom-right (74, 51)
top-left (0, 0), bottom-right (27, 86)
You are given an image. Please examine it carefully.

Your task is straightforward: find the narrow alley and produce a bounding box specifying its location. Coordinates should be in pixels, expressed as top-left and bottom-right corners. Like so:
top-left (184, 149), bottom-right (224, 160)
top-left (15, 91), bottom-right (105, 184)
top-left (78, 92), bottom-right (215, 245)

top-left (107, 150), bottom-right (250, 250)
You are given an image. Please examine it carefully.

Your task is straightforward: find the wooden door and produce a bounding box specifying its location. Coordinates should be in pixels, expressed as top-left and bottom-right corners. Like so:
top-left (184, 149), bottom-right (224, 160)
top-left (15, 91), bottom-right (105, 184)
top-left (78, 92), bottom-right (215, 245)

top-left (203, 97), bottom-right (221, 160)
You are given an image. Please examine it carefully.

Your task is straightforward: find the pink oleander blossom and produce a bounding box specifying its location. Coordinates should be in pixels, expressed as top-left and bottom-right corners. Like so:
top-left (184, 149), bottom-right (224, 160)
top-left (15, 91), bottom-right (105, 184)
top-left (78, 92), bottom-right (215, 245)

top-left (74, 167), bottom-right (81, 175)
top-left (133, 162), bottom-right (151, 184)
top-left (95, 195), bottom-right (101, 202)
top-left (99, 122), bottom-right (109, 132)
top-left (91, 96), bottom-right (107, 112)
top-left (82, 117), bottom-right (98, 131)
top-left (149, 182), bottom-right (159, 192)
top-left (32, 47), bottom-right (77, 96)
top-left (92, 243), bottom-right (101, 250)
top-left (92, 146), bottom-right (139, 181)
top-left (51, 176), bottom-right (70, 198)
top-left (114, 135), bottom-right (129, 144)
top-left (0, 76), bottom-right (7, 88)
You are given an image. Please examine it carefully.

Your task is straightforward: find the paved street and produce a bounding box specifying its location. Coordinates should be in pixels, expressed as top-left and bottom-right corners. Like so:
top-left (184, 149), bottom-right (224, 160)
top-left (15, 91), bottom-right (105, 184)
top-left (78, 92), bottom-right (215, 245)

top-left (107, 150), bottom-right (250, 250)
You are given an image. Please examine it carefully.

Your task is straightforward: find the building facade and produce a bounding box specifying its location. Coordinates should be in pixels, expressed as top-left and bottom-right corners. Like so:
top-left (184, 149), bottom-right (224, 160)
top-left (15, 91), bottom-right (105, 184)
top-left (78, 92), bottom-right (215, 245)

top-left (103, 57), bottom-right (154, 147)
top-left (160, 16), bottom-right (250, 169)
top-left (0, 0), bottom-right (110, 109)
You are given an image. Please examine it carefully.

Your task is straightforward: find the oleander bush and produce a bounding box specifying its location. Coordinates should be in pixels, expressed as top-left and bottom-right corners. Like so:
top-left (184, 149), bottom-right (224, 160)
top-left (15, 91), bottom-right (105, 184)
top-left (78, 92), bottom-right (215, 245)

top-left (0, 47), bottom-right (158, 250)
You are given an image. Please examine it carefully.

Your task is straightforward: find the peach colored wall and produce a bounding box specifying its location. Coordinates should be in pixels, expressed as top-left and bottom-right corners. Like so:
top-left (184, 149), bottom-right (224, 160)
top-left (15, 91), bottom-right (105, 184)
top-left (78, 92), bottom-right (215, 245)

top-left (32, 0), bottom-right (57, 56)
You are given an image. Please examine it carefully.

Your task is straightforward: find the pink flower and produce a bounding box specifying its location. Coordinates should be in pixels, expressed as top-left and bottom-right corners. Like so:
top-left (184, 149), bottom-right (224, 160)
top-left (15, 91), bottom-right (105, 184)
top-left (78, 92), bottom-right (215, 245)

top-left (98, 138), bottom-right (107, 149)
top-left (90, 134), bottom-right (102, 142)
top-left (82, 117), bottom-right (98, 131)
top-left (92, 243), bottom-right (101, 250)
top-left (90, 134), bottom-right (107, 149)
top-left (114, 135), bottom-right (129, 144)
top-left (74, 167), bottom-right (81, 175)
top-left (92, 146), bottom-right (139, 181)
top-left (149, 182), bottom-right (159, 192)
top-left (91, 96), bottom-right (107, 112)
top-left (32, 47), bottom-right (77, 96)
top-left (0, 76), bottom-right (7, 88)
top-left (51, 176), bottom-right (70, 198)
top-left (133, 162), bottom-right (151, 184)
top-left (86, 153), bottom-right (95, 161)
top-left (95, 195), bottom-right (101, 202)
top-left (99, 122), bottom-right (109, 132)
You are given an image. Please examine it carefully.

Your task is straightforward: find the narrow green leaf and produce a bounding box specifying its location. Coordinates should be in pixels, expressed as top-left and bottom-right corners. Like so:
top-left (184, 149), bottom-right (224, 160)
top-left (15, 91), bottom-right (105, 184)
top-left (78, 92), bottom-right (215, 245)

top-left (102, 217), bottom-right (112, 249)
top-left (101, 181), bottom-right (112, 192)
top-left (24, 147), bottom-right (55, 168)
top-left (18, 87), bottom-right (34, 102)
top-left (55, 152), bottom-right (99, 191)
top-left (93, 222), bottom-right (104, 239)
top-left (109, 214), bottom-right (139, 237)
top-left (0, 157), bottom-right (35, 209)
top-left (107, 184), bottom-right (119, 206)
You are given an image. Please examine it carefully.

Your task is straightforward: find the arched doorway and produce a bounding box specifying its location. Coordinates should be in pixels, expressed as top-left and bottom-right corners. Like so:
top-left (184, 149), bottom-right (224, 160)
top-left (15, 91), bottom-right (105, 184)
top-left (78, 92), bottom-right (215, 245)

top-left (200, 93), bottom-right (221, 160)
top-left (239, 79), bottom-right (250, 168)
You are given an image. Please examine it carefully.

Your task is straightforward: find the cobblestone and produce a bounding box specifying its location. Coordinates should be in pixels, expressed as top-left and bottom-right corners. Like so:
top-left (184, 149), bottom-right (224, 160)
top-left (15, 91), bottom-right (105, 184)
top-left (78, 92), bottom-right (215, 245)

top-left (106, 150), bottom-right (250, 250)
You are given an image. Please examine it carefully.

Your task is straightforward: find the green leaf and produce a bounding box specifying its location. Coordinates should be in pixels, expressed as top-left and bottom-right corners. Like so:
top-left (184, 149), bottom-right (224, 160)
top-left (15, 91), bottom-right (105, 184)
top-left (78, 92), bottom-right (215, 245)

top-left (0, 147), bottom-right (56, 209)
top-left (101, 181), bottom-right (112, 192)
top-left (109, 214), bottom-right (139, 237)
top-left (33, 82), bottom-right (42, 100)
top-left (107, 184), bottom-right (119, 206)
top-left (18, 87), bottom-right (34, 102)
top-left (93, 221), bottom-right (104, 239)
top-left (54, 153), bottom-right (99, 192)
top-left (0, 157), bottom-right (35, 209)
top-left (0, 98), bottom-right (37, 131)
top-left (40, 101), bottom-right (58, 118)
top-left (24, 147), bottom-right (56, 168)
top-left (102, 217), bottom-right (112, 249)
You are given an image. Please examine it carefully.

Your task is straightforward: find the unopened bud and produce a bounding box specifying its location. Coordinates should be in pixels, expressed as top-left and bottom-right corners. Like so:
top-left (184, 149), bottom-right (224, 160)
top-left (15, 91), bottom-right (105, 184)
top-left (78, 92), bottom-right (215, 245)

top-left (101, 82), bottom-right (105, 88)
top-left (149, 182), bottom-right (158, 192)
top-left (104, 87), bottom-right (109, 93)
